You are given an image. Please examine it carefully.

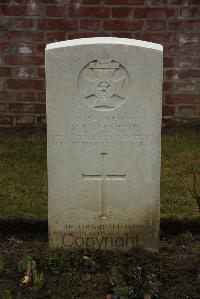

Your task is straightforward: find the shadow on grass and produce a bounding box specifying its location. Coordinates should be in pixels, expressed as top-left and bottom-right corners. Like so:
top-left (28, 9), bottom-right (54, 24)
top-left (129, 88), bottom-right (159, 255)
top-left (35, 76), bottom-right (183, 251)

top-left (0, 217), bottom-right (200, 235)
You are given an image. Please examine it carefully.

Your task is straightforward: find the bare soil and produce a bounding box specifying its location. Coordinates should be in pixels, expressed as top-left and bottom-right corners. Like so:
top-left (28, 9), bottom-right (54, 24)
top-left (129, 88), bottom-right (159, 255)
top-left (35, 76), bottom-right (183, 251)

top-left (0, 232), bottom-right (200, 298)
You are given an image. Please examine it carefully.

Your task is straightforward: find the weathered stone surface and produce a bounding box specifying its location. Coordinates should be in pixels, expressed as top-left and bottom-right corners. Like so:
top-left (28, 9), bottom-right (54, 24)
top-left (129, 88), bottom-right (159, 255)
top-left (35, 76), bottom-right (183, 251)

top-left (46, 37), bottom-right (163, 251)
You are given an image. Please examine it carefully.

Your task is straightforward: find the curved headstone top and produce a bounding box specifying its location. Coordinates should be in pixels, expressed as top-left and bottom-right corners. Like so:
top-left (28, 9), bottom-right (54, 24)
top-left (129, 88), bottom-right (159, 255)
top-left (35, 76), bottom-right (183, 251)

top-left (46, 37), bottom-right (163, 52)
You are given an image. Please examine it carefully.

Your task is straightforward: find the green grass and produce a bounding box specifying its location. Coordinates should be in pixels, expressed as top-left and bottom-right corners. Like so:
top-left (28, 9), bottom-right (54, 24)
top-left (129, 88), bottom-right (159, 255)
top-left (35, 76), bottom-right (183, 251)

top-left (0, 129), bottom-right (199, 221)
top-left (0, 130), bottom-right (47, 220)
top-left (161, 131), bottom-right (200, 219)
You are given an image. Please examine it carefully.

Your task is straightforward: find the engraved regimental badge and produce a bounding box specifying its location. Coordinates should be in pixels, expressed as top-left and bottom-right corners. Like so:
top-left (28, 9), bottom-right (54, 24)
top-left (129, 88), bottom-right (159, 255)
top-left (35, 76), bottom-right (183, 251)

top-left (78, 55), bottom-right (130, 111)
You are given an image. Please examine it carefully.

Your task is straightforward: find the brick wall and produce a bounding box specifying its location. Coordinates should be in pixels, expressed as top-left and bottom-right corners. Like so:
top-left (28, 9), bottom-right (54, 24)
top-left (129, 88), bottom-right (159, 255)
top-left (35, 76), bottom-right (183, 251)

top-left (0, 0), bottom-right (199, 127)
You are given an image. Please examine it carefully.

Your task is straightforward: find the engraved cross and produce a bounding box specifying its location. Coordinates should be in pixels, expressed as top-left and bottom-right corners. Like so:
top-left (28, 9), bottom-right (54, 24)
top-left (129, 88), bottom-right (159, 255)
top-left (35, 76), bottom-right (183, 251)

top-left (82, 153), bottom-right (126, 219)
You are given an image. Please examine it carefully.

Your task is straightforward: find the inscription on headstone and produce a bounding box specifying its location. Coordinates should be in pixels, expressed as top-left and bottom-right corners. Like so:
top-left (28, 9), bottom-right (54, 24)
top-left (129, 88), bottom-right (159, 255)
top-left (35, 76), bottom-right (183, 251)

top-left (46, 37), bottom-right (163, 251)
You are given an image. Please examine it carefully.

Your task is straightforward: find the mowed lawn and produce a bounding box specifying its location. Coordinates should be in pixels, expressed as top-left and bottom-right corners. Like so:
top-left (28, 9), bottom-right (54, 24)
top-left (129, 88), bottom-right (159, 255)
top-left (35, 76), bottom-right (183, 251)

top-left (0, 129), bottom-right (199, 221)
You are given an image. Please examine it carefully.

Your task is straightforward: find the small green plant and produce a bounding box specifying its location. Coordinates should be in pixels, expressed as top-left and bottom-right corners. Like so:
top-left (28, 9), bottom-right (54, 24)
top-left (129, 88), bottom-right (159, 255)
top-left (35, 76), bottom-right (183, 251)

top-left (42, 248), bottom-right (84, 272)
top-left (32, 269), bottom-right (44, 292)
top-left (18, 255), bottom-right (36, 273)
top-left (133, 266), bottom-right (142, 281)
top-left (2, 290), bottom-right (22, 299)
top-left (2, 290), bottom-right (12, 299)
top-left (110, 267), bottom-right (134, 299)
top-left (19, 255), bottom-right (44, 292)
top-left (0, 255), bottom-right (5, 272)
top-left (109, 266), bottom-right (159, 299)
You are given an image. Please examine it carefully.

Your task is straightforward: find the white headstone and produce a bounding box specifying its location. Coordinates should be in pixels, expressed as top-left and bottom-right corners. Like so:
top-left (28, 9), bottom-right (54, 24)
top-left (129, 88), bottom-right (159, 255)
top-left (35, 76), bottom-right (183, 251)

top-left (46, 37), bottom-right (163, 252)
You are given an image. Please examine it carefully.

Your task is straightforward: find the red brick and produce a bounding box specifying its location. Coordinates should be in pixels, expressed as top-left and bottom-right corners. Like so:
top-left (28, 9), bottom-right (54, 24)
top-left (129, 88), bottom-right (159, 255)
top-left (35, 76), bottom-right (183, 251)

top-left (9, 103), bottom-right (35, 113)
top-left (36, 43), bottom-right (46, 53)
top-left (196, 56), bottom-right (200, 67)
top-left (178, 105), bottom-right (198, 118)
top-left (180, 8), bottom-right (200, 18)
top-left (15, 92), bottom-right (36, 102)
top-left (0, 91), bottom-right (9, 101)
top-left (2, 6), bottom-right (27, 16)
top-left (6, 31), bottom-right (43, 41)
top-left (0, 0), bottom-right (199, 127)
top-left (38, 0), bottom-right (79, 3)
top-left (0, 103), bottom-right (7, 113)
top-left (68, 32), bottom-right (109, 39)
top-left (0, 67), bottom-right (12, 77)
top-left (16, 115), bottom-right (34, 125)
top-left (166, 44), bottom-right (200, 56)
top-left (82, 0), bottom-right (101, 3)
top-left (112, 8), bottom-right (133, 18)
top-left (36, 92), bottom-right (46, 102)
top-left (134, 8), bottom-right (175, 18)
top-left (135, 33), bottom-right (175, 42)
top-left (0, 17), bottom-right (12, 29)
top-left (68, 7), bottom-right (109, 18)
top-left (169, 20), bottom-right (200, 30)
top-left (15, 18), bottom-right (34, 28)
top-left (36, 115), bottom-right (46, 125)
top-left (15, 67), bottom-right (35, 79)
top-left (46, 7), bottom-right (65, 17)
top-left (0, 115), bottom-right (13, 126)
top-left (6, 79), bottom-right (44, 90)
top-left (24, 5), bottom-right (44, 16)
top-left (15, 44), bottom-right (33, 55)
top-left (165, 94), bottom-right (196, 104)
top-left (163, 105), bottom-right (175, 116)
top-left (163, 81), bottom-right (174, 91)
top-left (0, 43), bottom-right (9, 51)
top-left (112, 32), bottom-right (132, 38)
top-left (0, 0), bottom-right (70, 1)
top-left (4, 56), bottom-right (44, 65)
top-left (175, 82), bottom-right (195, 92)
top-left (148, 0), bottom-right (168, 4)
top-left (35, 104), bottom-right (46, 114)
top-left (2, 5), bottom-right (42, 16)
top-left (178, 33), bottom-right (200, 43)
top-left (164, 57), bottom-right (174, 67)
top-left (104, 0), bottom-right (144, 4)
top-left (174, 56), bottom-right (198, 68)
top-left (37, 67), bottom-right (45, 78)
top-left (80, 20), bottom-right (101, 31)
top-left (46, 32), bottom-right (66, 42)
top-left (166, 70), bottom-right (200, 79)
top-left (169, 0), bottom-right (200, 4)
top-left (37, 19), bottom-right (78, 30)
top-left (104, 20), bottom-right (144, 31)
top-left (145, 20), bottom-right (166, 31)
